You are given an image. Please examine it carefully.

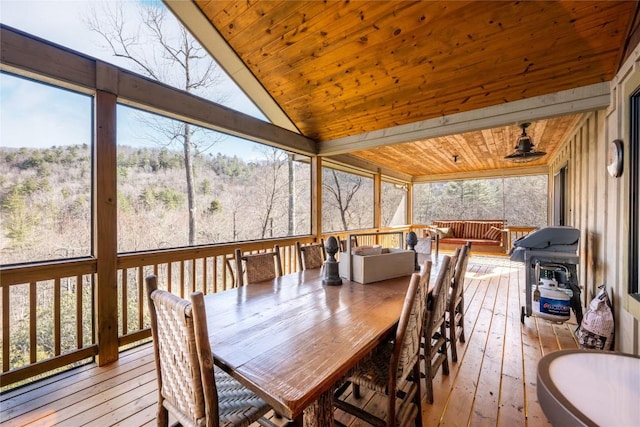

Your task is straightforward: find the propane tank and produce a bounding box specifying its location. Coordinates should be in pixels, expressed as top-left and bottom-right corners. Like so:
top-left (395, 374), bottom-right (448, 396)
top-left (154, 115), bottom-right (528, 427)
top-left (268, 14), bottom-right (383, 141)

top-left (532, 278), bottom-right (573, 322)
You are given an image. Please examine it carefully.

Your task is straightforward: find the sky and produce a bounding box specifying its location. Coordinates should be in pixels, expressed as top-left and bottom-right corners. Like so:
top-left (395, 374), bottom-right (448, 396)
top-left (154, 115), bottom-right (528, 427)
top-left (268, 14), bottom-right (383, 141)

top-left (0, 0), bottom-right (271, 159)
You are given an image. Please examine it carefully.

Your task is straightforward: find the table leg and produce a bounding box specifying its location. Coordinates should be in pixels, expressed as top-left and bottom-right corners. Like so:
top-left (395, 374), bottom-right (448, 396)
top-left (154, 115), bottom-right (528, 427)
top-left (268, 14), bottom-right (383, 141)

top-left (303, 390), bottom-right (333, 427)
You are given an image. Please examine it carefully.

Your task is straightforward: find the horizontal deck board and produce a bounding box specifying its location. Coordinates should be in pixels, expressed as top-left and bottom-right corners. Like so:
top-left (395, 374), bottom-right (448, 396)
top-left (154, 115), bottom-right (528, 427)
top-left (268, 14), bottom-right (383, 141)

top-left (2, 346), bottom-right (156, 425)
top-left (1, 256), bottom-right (579, 427)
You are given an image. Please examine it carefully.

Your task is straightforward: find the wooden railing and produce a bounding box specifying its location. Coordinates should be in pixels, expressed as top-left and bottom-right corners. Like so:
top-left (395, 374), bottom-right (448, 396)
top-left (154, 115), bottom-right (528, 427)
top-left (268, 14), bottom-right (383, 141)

top-left (323, 226), bottom-right (412, 249)
top-left (1, 226), bottom-right (421, 388)
top-left (505, 226), bottom-right (538, 251)
top-left (1, 258), bottom-right (98, 386)
top-left (0, 237), bottom-right (315, 388)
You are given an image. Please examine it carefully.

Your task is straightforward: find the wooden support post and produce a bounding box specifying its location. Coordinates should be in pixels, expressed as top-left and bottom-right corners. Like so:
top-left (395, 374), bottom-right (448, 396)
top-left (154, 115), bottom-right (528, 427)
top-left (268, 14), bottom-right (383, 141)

top-left (312, 156), bottom-right (322, 240)
top-left (407, 182), bottom-right (414, 225)
top-left (95, 86), bottom-right (119, 366)
top-left (373, 171), bottom-right (382, 229)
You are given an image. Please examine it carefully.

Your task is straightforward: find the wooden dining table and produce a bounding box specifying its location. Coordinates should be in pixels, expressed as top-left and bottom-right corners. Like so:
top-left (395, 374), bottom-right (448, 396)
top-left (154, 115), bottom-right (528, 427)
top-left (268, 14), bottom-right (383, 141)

top-left (202, 254), bottom-right (443, 427)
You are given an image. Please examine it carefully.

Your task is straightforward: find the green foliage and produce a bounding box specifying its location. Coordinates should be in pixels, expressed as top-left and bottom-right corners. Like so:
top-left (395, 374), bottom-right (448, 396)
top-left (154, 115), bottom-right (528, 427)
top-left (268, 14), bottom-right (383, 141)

top-left (158, 148), bottom-right (182, 170)
top-left (208, 199), bottom-right (222, 214)
top-left (118, 193), bottom-right (133, 212)
top-left (117, 152), bottom-right (137, 169)
top-left (200, 178), bottom-right (212, 195)
top-left (19, 152), bottom-right (44, 170)
top-left (139, 156), bottom-right (159, 172)
top-left (20, 177), bottom-right (51, 195)
top-left (138, 187), bottom-right (184, 210)
top-left (116, 147), bottom-right (185, 173)
top-left (5, 152), bottom-right (17, 163)
top-left (1, 186), bottom-right (25, 212)
top-left (211, 153), bottom-right (249, 178)
top-left (156, 188), bottom-right (183, 209)
top-left (117, 165), bottom-right (129, 178)
top-left (3, 145), bottom-right (90, 172)
top-left (1, 187), bottom-right (37, 244)
top-left (138, 188), bottom-right (155, 207)
top-left (63, 145), bottom-right (79, 164)
top-left (42, 147), bottom-right (63, 163)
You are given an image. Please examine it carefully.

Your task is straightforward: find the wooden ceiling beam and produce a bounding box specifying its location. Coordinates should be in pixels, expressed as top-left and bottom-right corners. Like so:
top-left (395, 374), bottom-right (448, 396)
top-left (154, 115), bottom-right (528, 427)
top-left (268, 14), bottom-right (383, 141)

top-left (317, 82), bottom-right (610, 156)
top-left (0, 24), bottom-right (316, 156)
top-left (325, 154), bottom-right (413, 183)
top-left (412, 165), bottom-right (549, 183)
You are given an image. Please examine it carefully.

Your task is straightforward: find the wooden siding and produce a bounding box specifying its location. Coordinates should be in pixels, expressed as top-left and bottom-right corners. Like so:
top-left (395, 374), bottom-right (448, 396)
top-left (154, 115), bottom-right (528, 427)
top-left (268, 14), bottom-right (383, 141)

top-left (548, 41), bottom-right (640, 354)
top-left (1, 256), bottom-right (579, 426)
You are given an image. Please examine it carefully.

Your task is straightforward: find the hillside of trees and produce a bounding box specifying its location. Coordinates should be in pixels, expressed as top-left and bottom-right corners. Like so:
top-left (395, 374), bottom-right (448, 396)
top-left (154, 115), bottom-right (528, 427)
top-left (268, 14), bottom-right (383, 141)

top-left (413, 176), bottom-right (548, 227)
top-left (1, 144), bottom-right (548, 265)
top-left (1, 144), bottom-right (313, 264)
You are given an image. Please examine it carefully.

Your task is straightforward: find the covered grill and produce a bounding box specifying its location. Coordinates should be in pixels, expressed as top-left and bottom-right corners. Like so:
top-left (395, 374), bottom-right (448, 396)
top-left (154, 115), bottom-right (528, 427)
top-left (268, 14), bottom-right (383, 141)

top-left (510, 227), bottom-right (582, 324)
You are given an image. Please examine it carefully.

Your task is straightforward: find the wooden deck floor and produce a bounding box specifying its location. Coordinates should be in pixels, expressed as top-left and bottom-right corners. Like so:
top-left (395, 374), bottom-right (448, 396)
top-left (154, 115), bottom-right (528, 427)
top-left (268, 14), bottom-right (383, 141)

top-left (1, 256), bottom-right (579, 426)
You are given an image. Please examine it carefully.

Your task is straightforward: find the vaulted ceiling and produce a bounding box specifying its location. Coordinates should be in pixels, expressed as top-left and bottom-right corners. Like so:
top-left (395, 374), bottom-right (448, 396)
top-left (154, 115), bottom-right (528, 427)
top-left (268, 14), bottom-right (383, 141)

top-left (167, 0), bottom-right (640, 180)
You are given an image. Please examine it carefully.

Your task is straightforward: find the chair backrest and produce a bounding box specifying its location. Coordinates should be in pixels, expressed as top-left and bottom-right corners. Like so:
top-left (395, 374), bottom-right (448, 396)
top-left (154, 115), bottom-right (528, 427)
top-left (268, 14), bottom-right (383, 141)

top-left (427, 256), bottom-right (453, 334)
top-left (390, 271), bottom-right (425, 387)
top-left (296, 240), bottom-right (326, 270)
top-left (146, 275), bottom-right (218, 426)
top-left (417, 260), bottom-right (433, 334)
top-left (338, 236), bottom-right (359, 252)
top-left (224, 254), bottom-right (236, 288)
top-left (234, 245), bottom-right (283, 286)
top-left (451, 244), bottom-right (469, 307)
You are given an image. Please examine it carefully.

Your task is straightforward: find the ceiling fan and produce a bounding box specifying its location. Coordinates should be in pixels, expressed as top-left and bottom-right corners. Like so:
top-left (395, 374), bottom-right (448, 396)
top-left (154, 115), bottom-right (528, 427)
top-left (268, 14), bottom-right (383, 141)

top-left (504, 122), bottom-right (546, 162)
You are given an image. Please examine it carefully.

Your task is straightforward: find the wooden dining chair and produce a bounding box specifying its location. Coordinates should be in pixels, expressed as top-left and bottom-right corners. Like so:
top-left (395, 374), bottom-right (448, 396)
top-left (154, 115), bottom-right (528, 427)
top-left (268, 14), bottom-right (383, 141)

top-left (338, 235), bottom-right (358, 252)
top-left (234, 245), bottom-right (282, 286)
top-left (448, 243), bottom-right (470, 362)
top-left (333, 272), bottom-right (424, 427)
top-left (422, 256), bottom-right (451, 404)
top-left (296, 240), bottom-right (326, 270)
top-left (145, 275), bottom-right (277, 427)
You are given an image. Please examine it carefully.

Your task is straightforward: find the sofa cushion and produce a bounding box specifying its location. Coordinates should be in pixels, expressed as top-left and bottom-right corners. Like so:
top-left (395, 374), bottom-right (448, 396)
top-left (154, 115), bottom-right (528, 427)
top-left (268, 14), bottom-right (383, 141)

top-left (483, 226), bottom-right (503, 241)
top-left (433, 221), bottom-right (465, 238)
top-left (432, 226), bottom-right (453, 238)
top-left (464, 221), bottom-right (503, 239)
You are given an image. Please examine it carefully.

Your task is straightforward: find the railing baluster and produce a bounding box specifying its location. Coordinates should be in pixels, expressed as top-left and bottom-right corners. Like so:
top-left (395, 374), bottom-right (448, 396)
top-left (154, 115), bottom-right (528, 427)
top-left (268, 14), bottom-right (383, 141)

top-left (54, 278), bottom-right (61, 356)
top-left (221, 255), bottom-right (227, 291)
top-left (2, 285), bottom-right (8, 372)
top-left (213, 256), bottom-right (218, 294)
top-left (167, 262), bottom-right (172, 293)
top-left (190, 258), bottom-right (196, 295)
top-left (138, 267), bottom-right (144, 330)
top-left (121, 269), bottom-right (128, 336)
top-left (179, 260), bottom-right (185, 298)
top-left (203, 257), bottom-right (209, 295)
top-left (76, 275), bottom-right (82, 349)
top-left (30, 282), bottom-right (36, 363)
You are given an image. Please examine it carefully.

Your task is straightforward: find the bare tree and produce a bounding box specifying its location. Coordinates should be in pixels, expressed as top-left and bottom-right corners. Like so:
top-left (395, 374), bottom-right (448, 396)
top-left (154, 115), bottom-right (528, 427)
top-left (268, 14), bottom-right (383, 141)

top-left (253, 147), bottom-right (288, 239)
top-left (323, 169), bottom-right (363, 231)
top-left (288, 154), bottom-right (295, 235)
top-left (87, 2), bottom-right (223, 245)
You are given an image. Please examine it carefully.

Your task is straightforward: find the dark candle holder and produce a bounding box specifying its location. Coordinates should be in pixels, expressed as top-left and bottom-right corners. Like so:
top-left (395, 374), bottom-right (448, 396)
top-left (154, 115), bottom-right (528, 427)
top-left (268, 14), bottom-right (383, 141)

top-left (322, 236), bottom-right (343, 286)
top-left (406, 231), bottom-right (420, 271)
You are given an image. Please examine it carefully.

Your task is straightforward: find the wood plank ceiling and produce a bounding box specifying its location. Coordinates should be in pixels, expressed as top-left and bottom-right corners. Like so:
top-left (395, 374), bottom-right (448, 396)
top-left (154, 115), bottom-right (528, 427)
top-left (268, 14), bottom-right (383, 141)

top-left (188, 0), bottom-right (638, 179)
